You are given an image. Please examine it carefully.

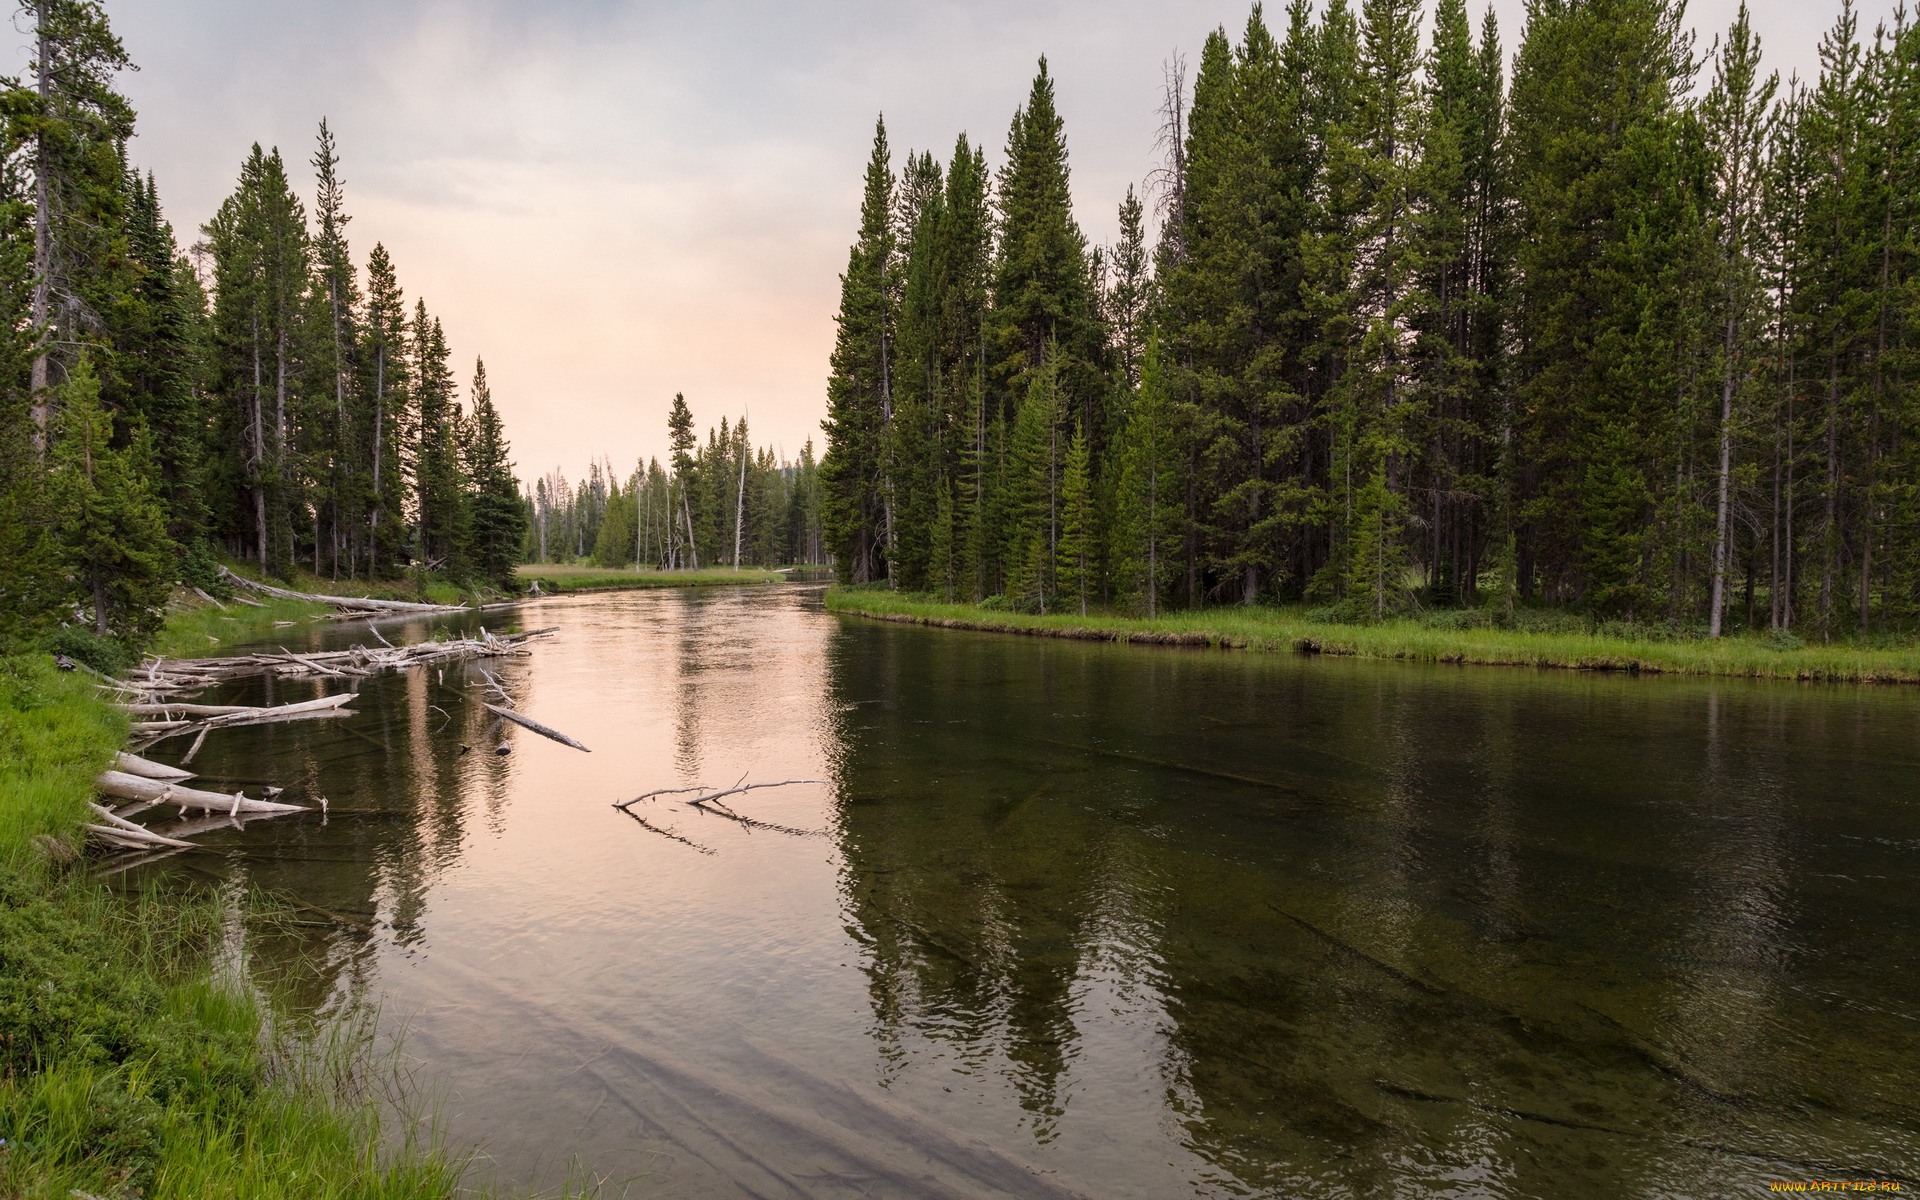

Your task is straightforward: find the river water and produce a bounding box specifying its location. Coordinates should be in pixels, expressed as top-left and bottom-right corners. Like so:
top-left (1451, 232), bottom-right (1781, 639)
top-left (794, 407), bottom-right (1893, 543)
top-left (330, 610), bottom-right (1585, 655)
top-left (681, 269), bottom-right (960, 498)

top-left (127, 584), bottom-right (1917, 1198)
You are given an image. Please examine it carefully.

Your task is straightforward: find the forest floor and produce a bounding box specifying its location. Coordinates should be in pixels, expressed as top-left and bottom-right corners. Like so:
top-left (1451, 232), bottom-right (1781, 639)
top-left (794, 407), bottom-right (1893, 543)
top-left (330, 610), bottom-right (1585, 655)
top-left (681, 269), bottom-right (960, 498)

top-left (519, 563), bottom-right (786, 593)
top-left (0, 637), bottom-right (546, 1195)
top-left (825, 587), bottom-right (1920, 684)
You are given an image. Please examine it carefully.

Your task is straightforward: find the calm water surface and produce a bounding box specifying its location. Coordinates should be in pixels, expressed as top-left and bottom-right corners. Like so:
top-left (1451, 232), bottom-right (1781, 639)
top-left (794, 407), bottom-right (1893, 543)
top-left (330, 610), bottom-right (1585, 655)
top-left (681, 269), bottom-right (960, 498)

top-left (128, 585), bottom-right (1919, 1198)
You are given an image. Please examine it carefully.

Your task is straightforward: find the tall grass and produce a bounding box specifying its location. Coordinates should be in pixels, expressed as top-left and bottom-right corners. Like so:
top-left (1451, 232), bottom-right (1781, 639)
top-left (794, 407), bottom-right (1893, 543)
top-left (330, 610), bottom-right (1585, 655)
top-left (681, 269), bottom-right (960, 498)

top-left (825, 589), bottom-right (1920, 684)
top-left (0, 656), bottom-right (125, 865)
top-left (0, 652), bottom-right (539, 1197)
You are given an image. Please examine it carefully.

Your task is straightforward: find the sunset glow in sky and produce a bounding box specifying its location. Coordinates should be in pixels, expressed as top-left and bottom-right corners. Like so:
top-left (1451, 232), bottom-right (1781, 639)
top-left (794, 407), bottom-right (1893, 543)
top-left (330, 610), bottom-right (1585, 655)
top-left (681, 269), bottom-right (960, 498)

top-left (35, 0), bottom-right (1901, 484)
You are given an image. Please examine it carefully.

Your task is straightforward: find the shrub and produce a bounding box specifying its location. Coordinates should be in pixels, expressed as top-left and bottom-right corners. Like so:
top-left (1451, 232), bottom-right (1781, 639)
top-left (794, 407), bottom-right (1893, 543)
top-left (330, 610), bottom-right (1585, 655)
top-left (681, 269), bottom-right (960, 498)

top-left (41, 627), bottom-right (136, 677)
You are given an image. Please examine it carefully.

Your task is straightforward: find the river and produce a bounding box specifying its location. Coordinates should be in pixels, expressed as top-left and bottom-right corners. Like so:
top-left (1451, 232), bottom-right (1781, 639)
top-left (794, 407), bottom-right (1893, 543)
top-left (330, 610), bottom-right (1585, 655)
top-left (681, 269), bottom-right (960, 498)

top-left (125, 583), bottom-right (1918, 1198)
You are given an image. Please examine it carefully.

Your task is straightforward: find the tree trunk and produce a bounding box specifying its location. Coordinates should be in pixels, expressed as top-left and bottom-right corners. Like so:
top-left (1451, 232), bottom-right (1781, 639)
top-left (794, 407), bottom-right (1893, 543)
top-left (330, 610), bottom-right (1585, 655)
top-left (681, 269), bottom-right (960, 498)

top-left (28, 17), bottom-right (51, 455)
top-left (1708, 313), bottom-right (1737, 637)
top-left (733, 436), bottom-right (748, 568)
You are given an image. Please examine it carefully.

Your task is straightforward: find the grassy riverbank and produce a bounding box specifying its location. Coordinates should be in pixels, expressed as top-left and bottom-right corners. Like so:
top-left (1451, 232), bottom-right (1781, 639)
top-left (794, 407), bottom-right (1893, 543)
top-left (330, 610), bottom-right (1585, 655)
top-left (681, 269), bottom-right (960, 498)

top-left (825, 588), bottom-right (1920, 684)
top-left (0, 653), bottom-right (478, 1196)
top-left (520, 563), bottom-right (785, 593)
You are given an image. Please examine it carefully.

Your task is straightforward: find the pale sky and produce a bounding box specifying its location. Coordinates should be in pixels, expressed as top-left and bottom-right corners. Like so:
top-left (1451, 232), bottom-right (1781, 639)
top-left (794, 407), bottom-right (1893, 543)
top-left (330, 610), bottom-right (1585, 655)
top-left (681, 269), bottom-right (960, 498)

top-left (26, 0), bottom-right (1901, 484)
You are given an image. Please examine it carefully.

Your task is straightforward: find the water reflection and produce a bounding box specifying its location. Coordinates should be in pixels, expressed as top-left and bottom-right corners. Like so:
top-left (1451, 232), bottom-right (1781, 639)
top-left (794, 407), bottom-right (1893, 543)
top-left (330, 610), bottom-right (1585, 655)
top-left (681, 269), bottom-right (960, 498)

top-left (126, 589), bottom-right (1918, 1198)
top-left (825, 624), bottom-right (1920, 1196)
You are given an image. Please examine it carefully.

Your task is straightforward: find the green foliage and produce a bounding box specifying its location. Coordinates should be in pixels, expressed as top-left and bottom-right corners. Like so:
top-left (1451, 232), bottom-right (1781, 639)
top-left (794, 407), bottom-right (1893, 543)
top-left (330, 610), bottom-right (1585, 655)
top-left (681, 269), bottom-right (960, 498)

top-left (820, 0), bottom-right (1920, 639)
top-left (40, 627), bottom-right (134, 676)
top-left (48, 359), bottom-right (175, 642)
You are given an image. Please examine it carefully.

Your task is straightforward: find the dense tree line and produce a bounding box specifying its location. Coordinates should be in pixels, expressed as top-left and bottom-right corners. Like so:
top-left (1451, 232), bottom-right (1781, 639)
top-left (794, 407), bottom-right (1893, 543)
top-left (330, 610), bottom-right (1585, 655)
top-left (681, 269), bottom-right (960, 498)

top-left (822, 0), bottom-right (1920, 637)
top-left (0, 0), bottom-right (528, 652)
top-left (526, 398), bottom-right (826, 571)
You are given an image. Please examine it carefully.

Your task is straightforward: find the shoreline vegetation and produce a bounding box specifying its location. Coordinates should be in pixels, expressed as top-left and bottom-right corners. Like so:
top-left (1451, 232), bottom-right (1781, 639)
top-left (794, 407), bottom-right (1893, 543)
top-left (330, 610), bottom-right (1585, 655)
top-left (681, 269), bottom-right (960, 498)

top-left (824, 587), bottom-right (1920, 685)
top-left (0, 593), bottom-right (542, 1197)
top-left (519, 563), bottom-right (787, 594)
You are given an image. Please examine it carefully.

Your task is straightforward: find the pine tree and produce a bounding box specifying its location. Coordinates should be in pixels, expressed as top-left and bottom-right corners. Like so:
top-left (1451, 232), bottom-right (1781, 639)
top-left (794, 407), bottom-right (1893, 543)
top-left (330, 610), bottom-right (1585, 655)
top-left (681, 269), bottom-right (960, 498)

top-left (412, 302), bottom-right (466, 573)
top-left (991, 60), bottom-right (1102, 451)
top-left (304, 118), bottom-right (362, 579)
top-left (362, 242), bottom-right (410, 573)
top-left (50, 358), bottom-right (172, 641)
top-left (1057, 426), bottom-right (1093, 615)
top-left (667, 391), bottom-right (699, 568)
top-left (16, 0), bottom-right (134, 453)
top-left (1113, 339), bottom-right (1182, 616)
top-left (820, 118), bottom-right (895, 583)
top-left (1701, 4), bottom-right (1777, 635)
top-left (463, 358), bottom-right (526, 587)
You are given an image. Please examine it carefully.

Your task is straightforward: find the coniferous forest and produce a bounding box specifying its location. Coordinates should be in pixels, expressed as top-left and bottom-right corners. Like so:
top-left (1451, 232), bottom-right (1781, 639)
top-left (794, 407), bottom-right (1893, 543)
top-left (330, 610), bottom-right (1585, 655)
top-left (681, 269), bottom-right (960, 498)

top-left (821, 0), bottom-right (1920, 638)
top-left (0, 1), bottom-right (830, 660)
top-left (0, 1), bottom-right (531, 652)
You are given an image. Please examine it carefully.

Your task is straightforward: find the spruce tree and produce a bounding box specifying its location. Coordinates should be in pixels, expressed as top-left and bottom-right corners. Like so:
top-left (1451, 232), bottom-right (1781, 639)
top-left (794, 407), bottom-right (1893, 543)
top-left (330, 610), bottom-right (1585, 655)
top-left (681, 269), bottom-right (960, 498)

top-left (1057, 426), bottom-right (1093, 615)
top-left (463, 358), bottom-right (526, 587)
top-left (820, 118), bottom-right (895, 582)
top-left (49, 358), bottom-right (172, 641)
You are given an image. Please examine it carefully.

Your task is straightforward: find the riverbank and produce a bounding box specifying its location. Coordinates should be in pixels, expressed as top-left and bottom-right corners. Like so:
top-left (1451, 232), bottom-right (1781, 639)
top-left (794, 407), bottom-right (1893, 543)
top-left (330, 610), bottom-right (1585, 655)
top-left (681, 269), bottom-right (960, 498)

top-left (825, 588), bottom-right (1920, 684)
top-left (0, 651), bottom-right (477, 1195)
top-left (520, 563), bottom-right (785, 593)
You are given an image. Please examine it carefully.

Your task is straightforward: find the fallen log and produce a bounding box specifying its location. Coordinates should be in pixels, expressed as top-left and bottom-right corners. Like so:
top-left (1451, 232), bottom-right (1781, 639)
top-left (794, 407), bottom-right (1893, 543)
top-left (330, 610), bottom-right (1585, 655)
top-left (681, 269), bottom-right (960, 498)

top-left (119, 702), bottom-right (260, 717)
top-left (88, 804), bottom-right (198, 849)
top-left (95, 770), bottom-right (307, 814)
top-left (219, 566), bottom-right (466, 613)
top-left (113, 751), bottom-right (194, 781)
top-left (482, 701), bottom-right (590, 752)
top-left (131, 693), bottom-right (358, 743)
top-left (126, 628), bottom-right (557, 690)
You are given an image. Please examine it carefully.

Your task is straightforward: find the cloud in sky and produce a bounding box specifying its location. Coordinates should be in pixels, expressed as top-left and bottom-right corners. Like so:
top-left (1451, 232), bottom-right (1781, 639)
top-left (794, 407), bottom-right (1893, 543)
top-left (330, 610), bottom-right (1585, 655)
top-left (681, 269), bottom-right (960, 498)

top-left (11, 0), bottom-right (1895, 482)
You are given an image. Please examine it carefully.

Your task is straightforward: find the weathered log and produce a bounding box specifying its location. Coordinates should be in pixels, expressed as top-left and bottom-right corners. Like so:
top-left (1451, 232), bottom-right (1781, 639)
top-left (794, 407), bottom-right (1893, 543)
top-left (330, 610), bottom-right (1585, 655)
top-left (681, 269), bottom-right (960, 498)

top-left (119, 702), bottom-right (259, 717)
top-left (481, 702), bottom-right (590, 751)
top-left (219, 566), bottom-right (466, 613)
top-left (132, 693), bottom-right (359, 744)
top-left (88, 804), bottom-right (199, 849)
top-left (94, 770), bottom-right (307, 814)
top-left (275, 645), bottom-right (364, 677)
top-left (85, 821), bottom-right (196, 850)
top-left (113, 751), bottom-right (194, 781)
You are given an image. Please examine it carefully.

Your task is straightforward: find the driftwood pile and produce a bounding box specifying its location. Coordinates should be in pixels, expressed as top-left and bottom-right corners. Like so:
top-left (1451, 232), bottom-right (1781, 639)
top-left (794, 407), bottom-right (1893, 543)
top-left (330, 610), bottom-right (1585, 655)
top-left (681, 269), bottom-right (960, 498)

top-left (77, 620), bottom-right (557, 857)
top-left (111, 626), bottom-right (557, 697)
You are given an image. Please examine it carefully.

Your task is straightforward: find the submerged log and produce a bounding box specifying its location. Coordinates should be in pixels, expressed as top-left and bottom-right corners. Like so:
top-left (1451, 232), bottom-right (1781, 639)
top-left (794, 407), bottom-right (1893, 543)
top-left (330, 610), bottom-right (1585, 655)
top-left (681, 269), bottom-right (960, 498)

top-left (95, 770), bottom-right (307, 814)
top-left (113, 751), bottom-right (195, 781)
top-left (482, 701), bottom-right (590, 752)
top-left (88, 804), bottom-right (198, 849)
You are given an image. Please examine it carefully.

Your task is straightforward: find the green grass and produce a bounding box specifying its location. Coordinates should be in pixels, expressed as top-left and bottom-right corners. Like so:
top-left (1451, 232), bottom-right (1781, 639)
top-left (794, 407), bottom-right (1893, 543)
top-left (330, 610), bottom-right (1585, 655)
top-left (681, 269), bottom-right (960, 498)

top-left (825, 588), bottom-right (1920, 684)
top-left (520, 563), bottom-right (785, 593)
top-left (0, 655), bottom-right (127, 865)
top-left (0, 649), bottom-right (556, 1197)
top-left (148, 594), bottom-right (336, 661)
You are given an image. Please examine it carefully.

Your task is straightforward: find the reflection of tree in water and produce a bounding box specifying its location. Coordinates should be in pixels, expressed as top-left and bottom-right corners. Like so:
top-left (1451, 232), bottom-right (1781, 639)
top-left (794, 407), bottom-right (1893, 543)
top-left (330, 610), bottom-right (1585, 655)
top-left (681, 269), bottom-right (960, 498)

top-left (828, 626), bottom-right (1123, 1138)
top-left (137, 617), bottom-right (513, 1023)
top-left (827, 626), bottom-right (1908, 1195)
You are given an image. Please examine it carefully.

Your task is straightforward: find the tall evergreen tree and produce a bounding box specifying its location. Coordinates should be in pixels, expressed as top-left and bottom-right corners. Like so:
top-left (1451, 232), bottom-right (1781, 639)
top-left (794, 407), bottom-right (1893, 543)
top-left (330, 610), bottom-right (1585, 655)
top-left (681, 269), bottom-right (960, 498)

top-left (820, 117), bottom-right (896, 583)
